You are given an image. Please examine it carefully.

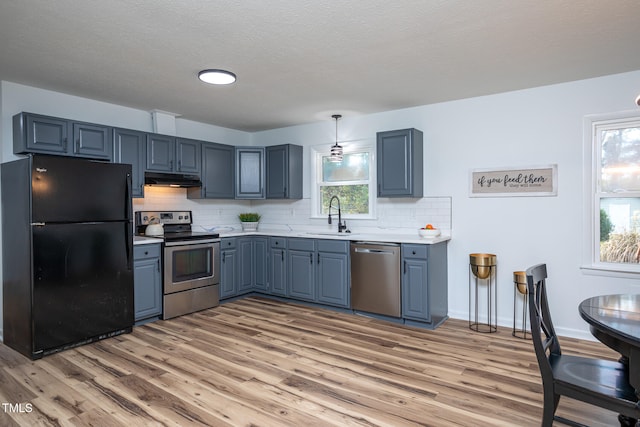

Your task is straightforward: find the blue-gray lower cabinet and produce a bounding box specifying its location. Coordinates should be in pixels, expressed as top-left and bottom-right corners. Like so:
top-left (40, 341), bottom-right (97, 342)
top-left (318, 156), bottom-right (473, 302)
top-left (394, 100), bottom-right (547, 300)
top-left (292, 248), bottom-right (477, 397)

top-left (238, 237), bottom-right (254, 294)
top-left (316, 240), bottom-right (350, 308)
top-left (268, 237), bottom-right (287, 296)
top-left (133, 244), bottom-right (162, 323)
top-left (401, 242), bottom-right (448, 326)
top-left (221, 236), bottom-right (268, 299)
top-left (253, 237), bottom-right (268, 292)
top-left (287, 238), bottom-right (316, 302)
top-left (220, 238), bottom-right (238, 299)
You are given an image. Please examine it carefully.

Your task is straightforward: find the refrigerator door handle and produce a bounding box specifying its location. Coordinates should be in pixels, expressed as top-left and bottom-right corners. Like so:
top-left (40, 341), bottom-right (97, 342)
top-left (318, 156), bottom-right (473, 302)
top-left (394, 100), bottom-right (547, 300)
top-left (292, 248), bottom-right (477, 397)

top-left (125, 172), bottom-right (133, 270)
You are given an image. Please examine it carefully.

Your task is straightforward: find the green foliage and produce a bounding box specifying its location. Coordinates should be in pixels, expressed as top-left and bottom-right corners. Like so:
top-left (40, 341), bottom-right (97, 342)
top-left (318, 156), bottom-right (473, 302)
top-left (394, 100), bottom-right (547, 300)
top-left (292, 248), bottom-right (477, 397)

top-left (238, 212), bottom-right (261, 222)
top-left (600, 209), bottom-right (613, 242)
top-left (321, 185), bottom-right (369, 215)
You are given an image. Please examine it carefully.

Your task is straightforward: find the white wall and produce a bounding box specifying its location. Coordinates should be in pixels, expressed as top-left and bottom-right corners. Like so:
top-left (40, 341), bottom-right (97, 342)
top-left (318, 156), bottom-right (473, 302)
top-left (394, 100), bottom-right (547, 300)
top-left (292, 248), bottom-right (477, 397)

top-left (252, 70), bottom-right (640, 339)
top-left (1, 71), bottom-right (640, 341)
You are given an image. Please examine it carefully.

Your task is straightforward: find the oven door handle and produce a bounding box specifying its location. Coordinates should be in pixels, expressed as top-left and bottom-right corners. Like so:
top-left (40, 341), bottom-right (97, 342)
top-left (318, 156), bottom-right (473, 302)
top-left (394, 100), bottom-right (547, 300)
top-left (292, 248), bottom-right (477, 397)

top-left (164, 238), bottom-right (220, 247)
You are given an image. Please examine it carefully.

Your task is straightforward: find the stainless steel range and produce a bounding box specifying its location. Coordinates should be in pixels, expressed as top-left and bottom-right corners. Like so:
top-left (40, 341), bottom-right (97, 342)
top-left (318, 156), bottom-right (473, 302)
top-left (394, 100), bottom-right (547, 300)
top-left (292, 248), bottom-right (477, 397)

top-left (135, 211), bottom-right (220, 319)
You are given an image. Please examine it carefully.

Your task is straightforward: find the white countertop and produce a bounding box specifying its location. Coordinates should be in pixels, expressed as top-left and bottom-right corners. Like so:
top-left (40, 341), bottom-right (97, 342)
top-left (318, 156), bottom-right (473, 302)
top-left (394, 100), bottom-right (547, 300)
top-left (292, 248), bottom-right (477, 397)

top-left (217, 229), bottom-right (450, 245)
top-left (134, 229), bottom-right (450, 245)
top-left (134, 235), bottom-right (163, 245)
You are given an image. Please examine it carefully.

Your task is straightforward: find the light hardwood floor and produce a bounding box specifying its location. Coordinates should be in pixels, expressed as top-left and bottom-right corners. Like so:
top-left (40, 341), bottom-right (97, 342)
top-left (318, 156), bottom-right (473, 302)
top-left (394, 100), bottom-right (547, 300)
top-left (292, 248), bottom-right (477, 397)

top-left (0, 297), bottom-right (625, 426)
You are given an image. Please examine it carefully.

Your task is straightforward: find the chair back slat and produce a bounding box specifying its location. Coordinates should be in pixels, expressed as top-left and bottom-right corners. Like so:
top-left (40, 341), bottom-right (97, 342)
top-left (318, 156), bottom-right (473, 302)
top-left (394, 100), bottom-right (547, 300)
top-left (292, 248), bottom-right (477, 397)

top-left (526, 264), bottom-right (561, 382)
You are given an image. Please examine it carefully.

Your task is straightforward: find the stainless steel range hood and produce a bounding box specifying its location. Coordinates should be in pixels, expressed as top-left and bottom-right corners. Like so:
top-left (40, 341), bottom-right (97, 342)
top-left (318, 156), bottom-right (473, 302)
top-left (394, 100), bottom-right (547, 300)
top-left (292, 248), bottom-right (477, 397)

top-left (144, 172), bottom-right (202, 188)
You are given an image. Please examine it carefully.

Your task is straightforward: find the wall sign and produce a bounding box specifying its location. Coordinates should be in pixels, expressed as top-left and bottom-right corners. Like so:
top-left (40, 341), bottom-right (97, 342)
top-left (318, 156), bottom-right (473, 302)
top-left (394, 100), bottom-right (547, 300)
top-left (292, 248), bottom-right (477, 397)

top-left (470, 165), bottom-right (557, 197)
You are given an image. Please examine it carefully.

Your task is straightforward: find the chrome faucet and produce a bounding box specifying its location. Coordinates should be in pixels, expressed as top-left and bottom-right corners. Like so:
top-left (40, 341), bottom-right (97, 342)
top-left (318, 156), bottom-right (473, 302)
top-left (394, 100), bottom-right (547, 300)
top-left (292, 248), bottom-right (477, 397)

top-left (328, 195), bottom-right (347, 232)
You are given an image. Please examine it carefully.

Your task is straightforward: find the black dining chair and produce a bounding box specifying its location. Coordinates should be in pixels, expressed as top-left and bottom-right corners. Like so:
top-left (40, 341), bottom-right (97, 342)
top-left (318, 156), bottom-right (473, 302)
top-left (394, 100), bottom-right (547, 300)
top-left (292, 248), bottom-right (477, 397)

top-left (525, 263), bottom-right (640, 427)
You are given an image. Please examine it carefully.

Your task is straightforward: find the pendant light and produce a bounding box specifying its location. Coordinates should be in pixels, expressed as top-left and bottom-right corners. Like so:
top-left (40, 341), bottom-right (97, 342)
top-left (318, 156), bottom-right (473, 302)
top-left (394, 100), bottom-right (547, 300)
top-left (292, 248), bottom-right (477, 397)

top-left (330, 114), bottom-right (343, 162)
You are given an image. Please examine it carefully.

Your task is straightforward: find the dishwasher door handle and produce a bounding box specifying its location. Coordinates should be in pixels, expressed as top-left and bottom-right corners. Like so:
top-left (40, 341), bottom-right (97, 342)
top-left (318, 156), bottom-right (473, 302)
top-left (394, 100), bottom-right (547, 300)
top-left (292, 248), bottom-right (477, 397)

top-left (354, 248), bottom-right (396, 255)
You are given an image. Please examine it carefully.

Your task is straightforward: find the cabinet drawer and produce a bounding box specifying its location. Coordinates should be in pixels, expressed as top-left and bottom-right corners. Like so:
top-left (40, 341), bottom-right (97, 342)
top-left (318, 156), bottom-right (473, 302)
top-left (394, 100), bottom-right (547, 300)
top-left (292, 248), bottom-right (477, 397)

top-left (402, 244), bottom-right (428, 259)
top-left (221, 238), bottom-right (237, 249)
top-left (317, 239), bottom-right (349, 254)
top-left (288, 237), bottom-right (315, 251)
top-left (269, 237), bottom-right (287, 249)
top-left (134, 244), bottom-right (161, 260)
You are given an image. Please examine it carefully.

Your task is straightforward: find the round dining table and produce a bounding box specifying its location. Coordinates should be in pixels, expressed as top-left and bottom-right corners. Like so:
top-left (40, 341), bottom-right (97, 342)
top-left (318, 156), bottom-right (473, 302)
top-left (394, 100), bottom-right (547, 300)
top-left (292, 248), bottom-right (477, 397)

top-left (578, 294), bottom-right (640, 395)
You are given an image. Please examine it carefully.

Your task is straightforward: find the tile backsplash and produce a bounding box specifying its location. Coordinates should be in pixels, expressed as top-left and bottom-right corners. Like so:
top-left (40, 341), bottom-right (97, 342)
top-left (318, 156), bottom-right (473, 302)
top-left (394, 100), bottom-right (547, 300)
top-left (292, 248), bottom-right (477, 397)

top-left (133, 186), bottom-right (452, 235)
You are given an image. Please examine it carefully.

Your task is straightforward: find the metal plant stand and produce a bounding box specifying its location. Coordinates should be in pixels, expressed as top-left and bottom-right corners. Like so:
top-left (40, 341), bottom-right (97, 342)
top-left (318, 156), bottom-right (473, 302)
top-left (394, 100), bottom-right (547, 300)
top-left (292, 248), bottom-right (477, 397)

top-left (469, 253), bottom-right (497, 333)
top-left (512, 271), bottom-right (531, 339)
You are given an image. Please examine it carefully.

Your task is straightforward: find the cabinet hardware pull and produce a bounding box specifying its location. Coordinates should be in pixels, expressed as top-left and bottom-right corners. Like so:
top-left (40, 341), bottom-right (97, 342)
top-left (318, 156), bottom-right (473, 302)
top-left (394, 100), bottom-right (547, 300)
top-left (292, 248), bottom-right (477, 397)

top-left (223, 252), bottom-right (226, 263)
top-left (157, 259), bottom-right (160, 272)
top-left (177, 160), bottom-right (181, 171)
top-left (404, 260), bottom-right (407, 274)
top-left (309, 253), bottom-right (313, 264)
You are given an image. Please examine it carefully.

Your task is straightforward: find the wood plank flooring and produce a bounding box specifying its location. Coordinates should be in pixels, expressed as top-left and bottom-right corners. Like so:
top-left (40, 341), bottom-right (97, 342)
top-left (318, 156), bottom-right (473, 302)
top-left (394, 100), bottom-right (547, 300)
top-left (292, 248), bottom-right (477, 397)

top-left (0, 296), bottom-right (625, 426)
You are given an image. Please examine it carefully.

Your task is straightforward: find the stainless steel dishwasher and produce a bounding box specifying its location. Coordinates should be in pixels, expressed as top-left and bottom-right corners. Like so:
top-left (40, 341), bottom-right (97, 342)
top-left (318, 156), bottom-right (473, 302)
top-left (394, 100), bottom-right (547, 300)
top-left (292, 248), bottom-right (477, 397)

top-left (350, 242), bottom-right (401, 317)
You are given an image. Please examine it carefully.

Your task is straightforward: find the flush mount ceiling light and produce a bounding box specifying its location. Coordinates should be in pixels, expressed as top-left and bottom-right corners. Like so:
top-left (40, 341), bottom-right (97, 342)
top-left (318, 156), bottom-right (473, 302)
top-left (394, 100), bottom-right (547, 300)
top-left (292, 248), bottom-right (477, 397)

top-left (330, 114), bottom-right (343, 163)
top-left (198, 69), bottom-right (236, 85)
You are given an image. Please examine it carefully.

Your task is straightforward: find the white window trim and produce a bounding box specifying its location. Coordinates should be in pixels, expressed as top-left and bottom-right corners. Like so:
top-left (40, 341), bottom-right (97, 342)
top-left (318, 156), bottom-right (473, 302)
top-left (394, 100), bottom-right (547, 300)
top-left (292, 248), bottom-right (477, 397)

top-left (310, 139), bottom-right (377, 220)
top-left (582, 109), bottom-right (640, 277)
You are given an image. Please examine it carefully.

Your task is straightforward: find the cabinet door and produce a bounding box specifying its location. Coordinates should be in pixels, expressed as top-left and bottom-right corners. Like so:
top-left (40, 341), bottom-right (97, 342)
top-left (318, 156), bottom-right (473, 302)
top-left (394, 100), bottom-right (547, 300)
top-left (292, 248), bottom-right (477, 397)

top-left (235, 147), bottom-right (265, 199)
top-left (146, 134), bottom-right (176, 172)
top-left (190, 143), bottom-right (235, 199)
top-left (18, 113), bottom-right (69, 154)
top-left (176, 138), bottom-right (201, 174)
top-left (73, 122), bottom-right (112, 160)
top-left (402, 257), bottom-right (430, 322)
top-left (269, 247), bottom-right (287, 296)
top-left (377, 128), bottom-right (423, 197)
top-left (238, 238), bottom-right (254, 293)
top-left (253, 237), bottom-right (268, 292)
top-left (133, 244), bottom-right (162, 322)
top-left (113, 128), bottom-right (145, 197)
top-left (317, 251), bottom-right (349, 307)
top-left (220, 248), bottom-right (238, 299)
top-left (288, 250), bottom-right (315, 301)
top-left (266, 144), bottom-right (303, 199)
top-left (266, 145), bottom-right (287, 198)
top-left (134, 257), bottom-right (162, 321)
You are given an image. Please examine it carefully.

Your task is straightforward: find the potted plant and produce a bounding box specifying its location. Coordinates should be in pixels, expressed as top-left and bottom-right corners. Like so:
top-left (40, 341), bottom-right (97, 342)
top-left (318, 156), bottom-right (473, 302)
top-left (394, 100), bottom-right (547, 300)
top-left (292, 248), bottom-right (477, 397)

top-left (239, 212), bottom-right (261, 231)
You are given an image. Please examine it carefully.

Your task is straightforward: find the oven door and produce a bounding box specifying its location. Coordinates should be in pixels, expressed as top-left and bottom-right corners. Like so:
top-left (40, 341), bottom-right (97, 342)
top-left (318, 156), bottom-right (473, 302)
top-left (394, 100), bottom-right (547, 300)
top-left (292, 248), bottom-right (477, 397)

top-left (164, 239), bottom-right (220, 294)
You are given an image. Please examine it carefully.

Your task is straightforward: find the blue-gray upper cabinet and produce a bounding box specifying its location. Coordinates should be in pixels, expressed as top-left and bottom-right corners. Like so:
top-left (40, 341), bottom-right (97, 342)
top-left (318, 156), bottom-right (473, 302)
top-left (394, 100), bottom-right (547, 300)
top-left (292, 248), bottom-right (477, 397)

top-left (146, 133), bottom-right (175, 172)
top-left (175, 138), bottom-right (201, 174)
top-left (113, 128), bottom-right (146, 198)
top-left (13, 112), bottom-right (112, 160)
top-left (133, 244), bottom-right (162, 323)
top-left (235, 147), bottom-right (265, 199)
top-left (265, 144), bottom-right (303, 199)
top-left (401, 242), bottom-right (448, 327)
top-left (287, 238), bottom-right (316, 302)
top-left (268, 237), bottom-right (287, 296)
top-left (316, 240), bottom-right (350, 308)
top-left (376, 128), bottom-right (423, 198)
top-left (188, 143), bottom-right (235, 199)
top-left (146, 134), bottom-right (202, 174)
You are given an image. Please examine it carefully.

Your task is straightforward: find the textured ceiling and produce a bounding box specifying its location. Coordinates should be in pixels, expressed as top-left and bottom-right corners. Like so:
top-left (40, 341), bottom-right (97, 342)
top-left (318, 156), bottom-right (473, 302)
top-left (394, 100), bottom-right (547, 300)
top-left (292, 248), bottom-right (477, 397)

top-left (1, 0), bottom-right (639, 132)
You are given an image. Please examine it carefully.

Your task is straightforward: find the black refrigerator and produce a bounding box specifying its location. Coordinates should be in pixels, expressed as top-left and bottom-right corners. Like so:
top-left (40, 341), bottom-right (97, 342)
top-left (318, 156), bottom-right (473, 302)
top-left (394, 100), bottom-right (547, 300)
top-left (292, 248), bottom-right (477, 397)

top-left (1, 154), bottom-right (134, 359)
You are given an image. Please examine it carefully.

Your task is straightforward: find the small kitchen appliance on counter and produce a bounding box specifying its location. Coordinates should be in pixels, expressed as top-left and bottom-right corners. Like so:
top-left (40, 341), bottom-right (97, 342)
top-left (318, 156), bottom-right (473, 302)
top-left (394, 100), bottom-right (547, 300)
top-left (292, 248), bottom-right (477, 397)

top-left (135, 211), bottom-right (220, 319)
